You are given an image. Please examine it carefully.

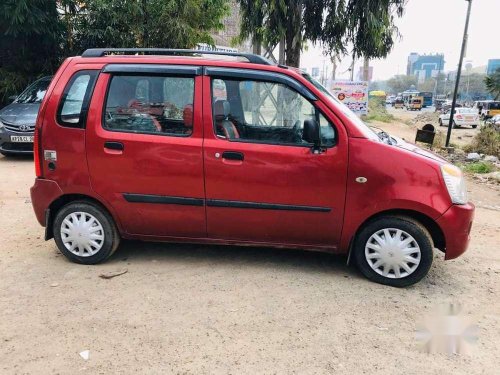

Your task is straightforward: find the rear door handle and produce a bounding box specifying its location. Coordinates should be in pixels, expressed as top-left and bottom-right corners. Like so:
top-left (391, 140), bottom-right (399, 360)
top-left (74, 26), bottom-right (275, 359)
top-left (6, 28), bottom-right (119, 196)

top-left (104, 141), bottom-right (124, 151)
top-left (222, 151), bottom-right (244, 161)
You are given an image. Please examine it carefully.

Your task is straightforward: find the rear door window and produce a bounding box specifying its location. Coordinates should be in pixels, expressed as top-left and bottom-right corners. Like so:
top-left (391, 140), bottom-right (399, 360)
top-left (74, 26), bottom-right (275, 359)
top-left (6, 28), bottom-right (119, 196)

top-left (57, 70), bottom-right (98, 128)
top-left (103, 75), bottom-right (195, 136)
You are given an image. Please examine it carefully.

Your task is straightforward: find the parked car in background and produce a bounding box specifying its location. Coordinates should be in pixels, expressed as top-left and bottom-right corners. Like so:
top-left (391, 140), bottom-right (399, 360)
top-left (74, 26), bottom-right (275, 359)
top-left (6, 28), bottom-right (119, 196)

top-left (0, 76), bottom-right (52, 156)
top-left (30, 48), bottom-right (474, 287)
top-left (439, 107), bottom-right (479, 128)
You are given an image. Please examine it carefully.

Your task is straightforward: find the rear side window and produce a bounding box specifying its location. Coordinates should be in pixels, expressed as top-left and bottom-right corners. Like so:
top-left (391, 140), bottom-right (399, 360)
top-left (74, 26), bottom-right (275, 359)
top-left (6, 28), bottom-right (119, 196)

top-left (57, 70), bottom-right (98, 128)
top-left (103, 75), bottom-right (195, 137)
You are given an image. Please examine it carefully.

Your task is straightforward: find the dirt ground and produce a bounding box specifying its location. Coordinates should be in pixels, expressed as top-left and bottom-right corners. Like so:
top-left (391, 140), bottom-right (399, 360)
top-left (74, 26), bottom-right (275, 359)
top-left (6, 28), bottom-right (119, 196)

top-left (0, 111), bottom-right (499, 374)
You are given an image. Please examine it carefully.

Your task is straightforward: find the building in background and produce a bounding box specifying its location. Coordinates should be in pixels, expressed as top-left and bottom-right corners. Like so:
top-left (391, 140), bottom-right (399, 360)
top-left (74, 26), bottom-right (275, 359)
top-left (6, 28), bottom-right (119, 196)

top-left (487, 59), bottom-right (500, 75)
top-left (210, 0), bottom-right (252, 53)
top-left (406, 53), bottom-right (419, 75)
top-left (407, 53), bottom-right (445, 83)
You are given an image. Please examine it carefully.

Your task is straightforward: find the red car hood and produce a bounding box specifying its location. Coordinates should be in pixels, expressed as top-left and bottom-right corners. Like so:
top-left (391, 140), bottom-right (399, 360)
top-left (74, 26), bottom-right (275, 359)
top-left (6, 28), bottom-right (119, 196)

top-left (394, 138), bottom-right (448, 164)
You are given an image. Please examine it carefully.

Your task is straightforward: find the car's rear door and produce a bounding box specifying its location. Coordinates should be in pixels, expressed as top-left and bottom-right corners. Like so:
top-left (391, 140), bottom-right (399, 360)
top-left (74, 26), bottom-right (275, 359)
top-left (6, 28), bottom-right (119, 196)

top-left (202, 68), bottom-right (348, 249)
top-left (86, 64), bottom-right (206, 237)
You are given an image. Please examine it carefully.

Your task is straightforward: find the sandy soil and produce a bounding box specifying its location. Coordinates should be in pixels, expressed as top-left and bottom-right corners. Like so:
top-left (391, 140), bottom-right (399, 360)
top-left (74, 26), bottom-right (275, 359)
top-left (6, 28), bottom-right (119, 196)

top-left (0, 115), bottom-right (499, 373)
top-left (379, 107), bottom-right (480, 148)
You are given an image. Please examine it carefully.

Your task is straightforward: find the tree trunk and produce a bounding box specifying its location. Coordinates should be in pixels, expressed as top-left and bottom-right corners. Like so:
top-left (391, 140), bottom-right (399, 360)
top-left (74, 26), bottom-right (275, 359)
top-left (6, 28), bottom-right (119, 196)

top-left (285, 1), bottom-right (302, 67)
top-left (278, 37), bottom-right (285, 65)
top-left (363, 57), bottom-right (370, 81)
top-left (331, 55), bottom-right (337, 81)
top-left (252, 40), bottom-right (261, 55)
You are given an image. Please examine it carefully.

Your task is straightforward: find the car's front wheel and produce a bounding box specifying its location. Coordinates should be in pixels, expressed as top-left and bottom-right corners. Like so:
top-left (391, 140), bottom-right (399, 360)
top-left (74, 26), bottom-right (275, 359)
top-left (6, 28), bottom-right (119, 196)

top-left (354, 216), bottom-right (433, 287)
top-left (53, 201), bottom-right (120, 264)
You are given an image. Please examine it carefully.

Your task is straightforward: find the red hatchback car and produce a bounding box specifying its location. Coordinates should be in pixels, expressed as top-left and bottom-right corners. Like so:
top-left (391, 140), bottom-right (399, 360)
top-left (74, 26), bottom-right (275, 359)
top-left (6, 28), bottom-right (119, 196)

top-left (30, 49), bottom-right (474, 287)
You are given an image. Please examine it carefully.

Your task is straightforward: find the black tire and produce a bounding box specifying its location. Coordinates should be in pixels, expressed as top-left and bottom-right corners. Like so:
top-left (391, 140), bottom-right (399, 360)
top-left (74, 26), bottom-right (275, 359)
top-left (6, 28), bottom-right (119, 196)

top-left (452, 121), bottom-right (457, 129)
top-left (472, 125), bottom-right (477, 129)
top-left (53, 201), bottom-right (120, 264)
top-left (353, 216), bottom-right (433, 287)
top-left (438, 119), bottom-right (443, 126)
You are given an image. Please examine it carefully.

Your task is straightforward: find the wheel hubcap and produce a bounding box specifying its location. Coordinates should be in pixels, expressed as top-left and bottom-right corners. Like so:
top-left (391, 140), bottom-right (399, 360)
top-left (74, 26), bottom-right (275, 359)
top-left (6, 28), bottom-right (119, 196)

top-left (60, 212), bottom-right (104, 257)
top-left (365, 228), bottom-right (421, 279)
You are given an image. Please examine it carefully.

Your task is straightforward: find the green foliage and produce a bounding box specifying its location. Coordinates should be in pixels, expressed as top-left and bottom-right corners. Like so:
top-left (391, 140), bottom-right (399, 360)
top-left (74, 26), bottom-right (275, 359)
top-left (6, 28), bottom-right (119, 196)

top-left (484, 68), bottom-right (500, 100)
top-left (462, 162), bottom-right (495, 174)
top-left (0, 0), bottom-right (63, 104)
top-left (238, 0), bottom-right (406, 67)
top-left (0, 0), bottom-right (230, 107)
top-left (68, 0), bottom-right (229, 53)
top-left (363, 98), bottom-right (395, 123)
top-left (463, 125), bottom-right (500, 158)
top-left (386, 75), bottom-right (417, 95)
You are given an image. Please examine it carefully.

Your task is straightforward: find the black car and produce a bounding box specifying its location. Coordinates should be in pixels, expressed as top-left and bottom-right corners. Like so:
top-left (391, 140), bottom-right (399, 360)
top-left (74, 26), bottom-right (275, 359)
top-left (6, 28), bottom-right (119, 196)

top-left (0, 76), bottom-right (52, 156)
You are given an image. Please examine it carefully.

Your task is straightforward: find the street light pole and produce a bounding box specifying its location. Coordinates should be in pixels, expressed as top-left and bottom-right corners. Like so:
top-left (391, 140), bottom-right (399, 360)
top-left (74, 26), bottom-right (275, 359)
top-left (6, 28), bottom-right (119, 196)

top-left (445, 0), bottom-right (473, 148)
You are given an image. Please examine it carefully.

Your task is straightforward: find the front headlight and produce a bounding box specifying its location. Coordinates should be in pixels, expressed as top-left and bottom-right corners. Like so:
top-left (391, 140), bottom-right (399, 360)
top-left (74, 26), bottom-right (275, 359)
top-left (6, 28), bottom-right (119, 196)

top-left (441, 164), bottom-right (468, 204)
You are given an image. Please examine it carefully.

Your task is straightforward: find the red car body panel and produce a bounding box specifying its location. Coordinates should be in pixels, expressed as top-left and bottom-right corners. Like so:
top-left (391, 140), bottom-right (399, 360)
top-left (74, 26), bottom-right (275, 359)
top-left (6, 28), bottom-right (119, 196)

top-left (30, 55), bottom-right (475, 260)
top-left (437, 203), bottom-right (475, 260)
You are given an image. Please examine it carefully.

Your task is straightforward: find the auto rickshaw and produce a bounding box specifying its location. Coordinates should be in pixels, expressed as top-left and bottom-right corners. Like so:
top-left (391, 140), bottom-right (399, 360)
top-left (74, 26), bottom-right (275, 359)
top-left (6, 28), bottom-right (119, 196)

top-left (394, 98), bottom-right (404, 109)
top-left (475, 101), bottom-right (500, 120)
top-left (407, 96), bottom-right (423, 111)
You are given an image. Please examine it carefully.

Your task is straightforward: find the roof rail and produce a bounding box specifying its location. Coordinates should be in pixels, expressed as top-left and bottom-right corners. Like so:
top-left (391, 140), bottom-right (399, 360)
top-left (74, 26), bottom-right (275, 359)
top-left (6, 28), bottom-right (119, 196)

top-left (81, 48), bottom-right (272, 65)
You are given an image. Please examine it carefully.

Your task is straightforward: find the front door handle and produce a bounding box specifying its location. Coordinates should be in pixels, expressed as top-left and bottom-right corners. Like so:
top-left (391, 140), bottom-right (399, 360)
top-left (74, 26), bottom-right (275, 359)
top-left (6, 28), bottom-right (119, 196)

top-left (222, 151), bottom-right (244, 161)
top-left (104, 141), bottom-right (124, 151)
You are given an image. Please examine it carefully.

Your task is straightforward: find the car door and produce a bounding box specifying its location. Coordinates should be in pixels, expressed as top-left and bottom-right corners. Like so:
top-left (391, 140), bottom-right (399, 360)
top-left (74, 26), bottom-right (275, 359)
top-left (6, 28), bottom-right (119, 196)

top-left (202, 68), bottom-right (348, 248)
top-left (86, 64), bottom-right (206, 237)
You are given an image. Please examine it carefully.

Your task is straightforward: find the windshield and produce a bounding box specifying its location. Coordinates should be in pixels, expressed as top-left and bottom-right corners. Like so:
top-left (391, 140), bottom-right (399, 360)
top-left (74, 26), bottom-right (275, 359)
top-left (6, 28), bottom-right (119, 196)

top-left (302, 73), bottom-right (379, 141)
top-left (15, 77), bottom-right (51, 104)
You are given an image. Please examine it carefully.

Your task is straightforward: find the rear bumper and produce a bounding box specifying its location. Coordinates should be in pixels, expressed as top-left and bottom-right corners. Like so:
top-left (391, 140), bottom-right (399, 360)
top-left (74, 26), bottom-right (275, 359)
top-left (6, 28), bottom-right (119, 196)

top-left (436, 203), bottom-right (475, 260)
top-left (30, 178), bottom-right (63, 226)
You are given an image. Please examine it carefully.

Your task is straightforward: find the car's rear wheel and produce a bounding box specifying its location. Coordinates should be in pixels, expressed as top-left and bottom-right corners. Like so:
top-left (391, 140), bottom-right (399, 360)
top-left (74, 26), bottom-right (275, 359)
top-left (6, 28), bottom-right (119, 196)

top-left (472, 125), bottom-right (477, 129)
top-left (53, 201), bottom-right (120, 264)
top-left (438, 119), bottom-right (443, 126)
top-left (354, 216), bottom-right (433, 287)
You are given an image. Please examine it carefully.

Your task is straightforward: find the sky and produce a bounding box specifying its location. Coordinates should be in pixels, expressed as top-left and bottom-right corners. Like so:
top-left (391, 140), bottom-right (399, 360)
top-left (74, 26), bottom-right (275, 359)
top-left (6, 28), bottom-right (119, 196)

top-left (300, 0), bottom-right (500, 81)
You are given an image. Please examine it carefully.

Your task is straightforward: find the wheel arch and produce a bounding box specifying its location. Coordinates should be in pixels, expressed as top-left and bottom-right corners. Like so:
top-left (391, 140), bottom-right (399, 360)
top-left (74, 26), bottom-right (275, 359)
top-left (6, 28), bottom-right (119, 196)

top-left (45, 194), bottom-right (121, 240)
top-left (347, 208), bottom-right (446, 264)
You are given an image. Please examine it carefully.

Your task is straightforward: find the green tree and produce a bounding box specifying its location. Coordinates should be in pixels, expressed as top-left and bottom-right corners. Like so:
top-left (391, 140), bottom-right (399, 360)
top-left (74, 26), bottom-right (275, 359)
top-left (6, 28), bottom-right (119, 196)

top-left (485, 68), bottom-right (500, 100)
top-left (0, 0), bottom-right (63, 104)
top-left (71, 0), bottom-right (229, 52)
top-left (386, 75), bottom-right (417, 95)
top-left (238, 0), bottom-right (406, 67)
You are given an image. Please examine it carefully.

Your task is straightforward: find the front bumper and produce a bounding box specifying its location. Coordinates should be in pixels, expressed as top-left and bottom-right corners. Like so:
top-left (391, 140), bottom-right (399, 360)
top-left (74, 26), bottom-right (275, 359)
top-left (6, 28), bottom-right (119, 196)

top-left (0, 129), bottom-right (34, 154)
top-left (436, 203), bottom-right (475, 260)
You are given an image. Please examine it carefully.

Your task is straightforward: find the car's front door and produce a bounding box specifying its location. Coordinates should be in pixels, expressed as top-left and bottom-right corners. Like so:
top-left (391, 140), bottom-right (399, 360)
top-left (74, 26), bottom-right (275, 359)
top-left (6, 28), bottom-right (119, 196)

top-left (86, 64), bottom-right (206, 237)
top-left (202, 69), bottom-right (348, 248)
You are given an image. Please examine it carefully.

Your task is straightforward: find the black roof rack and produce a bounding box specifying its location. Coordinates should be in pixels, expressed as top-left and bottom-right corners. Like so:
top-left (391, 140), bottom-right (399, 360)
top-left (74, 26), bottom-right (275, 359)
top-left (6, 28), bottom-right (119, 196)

top-left (81, 48), bottom-right (272, 65)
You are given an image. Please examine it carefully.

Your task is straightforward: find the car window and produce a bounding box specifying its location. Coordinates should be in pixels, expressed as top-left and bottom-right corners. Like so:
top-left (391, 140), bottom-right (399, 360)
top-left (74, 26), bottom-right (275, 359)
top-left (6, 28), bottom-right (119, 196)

top-left (211, 78), bottom-right (336, 147)
top-left (58, 70), bottom-right (98, 128)
top-left (103, 75), bottom-right (195, 136)
top-left (16, 78), bottom-right (51, 104)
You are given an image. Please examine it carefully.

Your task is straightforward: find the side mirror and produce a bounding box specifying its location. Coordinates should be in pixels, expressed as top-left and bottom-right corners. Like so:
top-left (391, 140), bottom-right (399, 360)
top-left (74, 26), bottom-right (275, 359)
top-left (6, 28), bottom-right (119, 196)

top-left (303, 119), bottom-right (321, 152)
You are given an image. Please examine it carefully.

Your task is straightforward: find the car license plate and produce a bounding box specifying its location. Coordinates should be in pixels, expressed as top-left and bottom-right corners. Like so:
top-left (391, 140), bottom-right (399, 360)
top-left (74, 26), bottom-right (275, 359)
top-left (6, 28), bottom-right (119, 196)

top-left (10, 136), bottom-right (34, 143)
top-left (465, 116), bottom-right (473, 121)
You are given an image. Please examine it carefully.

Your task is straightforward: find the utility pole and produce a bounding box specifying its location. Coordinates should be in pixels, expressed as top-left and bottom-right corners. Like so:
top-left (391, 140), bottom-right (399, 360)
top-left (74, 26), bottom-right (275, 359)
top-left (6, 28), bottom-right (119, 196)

top-left (446, 0), bottom-right (473, 148)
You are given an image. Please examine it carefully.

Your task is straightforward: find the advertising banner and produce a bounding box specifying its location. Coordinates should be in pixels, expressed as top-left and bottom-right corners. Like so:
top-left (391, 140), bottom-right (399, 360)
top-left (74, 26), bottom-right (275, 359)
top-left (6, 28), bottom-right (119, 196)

top-left (331, 81), bottom-right (368, 115)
